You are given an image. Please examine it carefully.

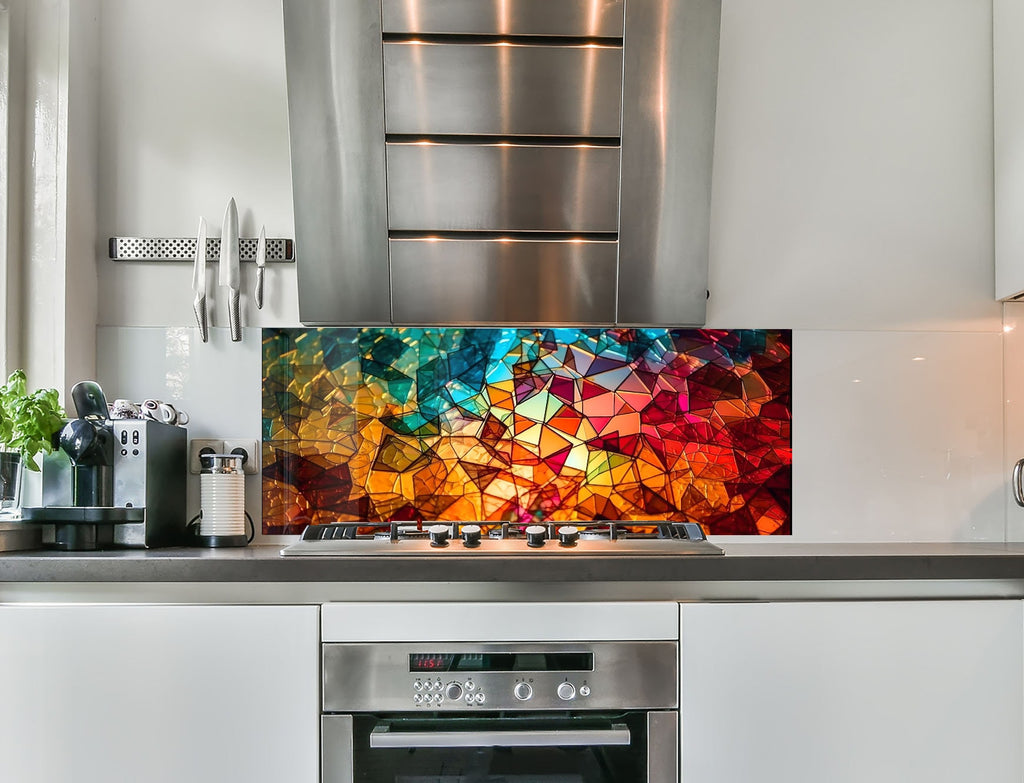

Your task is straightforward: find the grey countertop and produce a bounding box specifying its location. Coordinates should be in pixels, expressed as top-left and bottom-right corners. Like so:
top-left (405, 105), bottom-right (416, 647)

top-left (3, 542), bottom-right (1024, 585)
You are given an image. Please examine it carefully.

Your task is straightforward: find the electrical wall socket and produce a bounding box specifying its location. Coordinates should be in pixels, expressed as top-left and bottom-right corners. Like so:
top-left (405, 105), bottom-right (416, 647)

top-left (188, 439), bottom-right (224, 474)
top-left (223, 439), bottom-right (260, 475)
top-left (188, 438), bottom-right (260, 475)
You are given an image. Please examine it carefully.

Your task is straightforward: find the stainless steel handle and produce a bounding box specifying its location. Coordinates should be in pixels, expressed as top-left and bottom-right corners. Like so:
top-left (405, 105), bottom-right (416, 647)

top-left (1013, 458), bottom-right (1024, 507)
top-left (192, 294), bottom-right (208, 342)
top-left (369, 723), bottom-right (631, 749)
top-left (228, 288), bottom-right (241, 342)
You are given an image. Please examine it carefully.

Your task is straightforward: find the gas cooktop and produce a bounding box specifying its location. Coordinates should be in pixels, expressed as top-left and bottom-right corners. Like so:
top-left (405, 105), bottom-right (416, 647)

top-left (280, 521), bottom-right (723, 557)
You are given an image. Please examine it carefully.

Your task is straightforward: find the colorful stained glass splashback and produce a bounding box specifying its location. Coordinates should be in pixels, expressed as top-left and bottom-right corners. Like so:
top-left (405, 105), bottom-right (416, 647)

top-left (262, 328), bottom-right (792, 535)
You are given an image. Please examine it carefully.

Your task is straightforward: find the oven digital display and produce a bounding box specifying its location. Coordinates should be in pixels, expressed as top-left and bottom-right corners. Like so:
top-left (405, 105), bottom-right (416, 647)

top-left (409, 652), bottom-right (594, 673)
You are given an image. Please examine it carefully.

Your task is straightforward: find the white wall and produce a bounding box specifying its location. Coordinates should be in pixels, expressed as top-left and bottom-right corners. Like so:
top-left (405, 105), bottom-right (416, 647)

top-left (92, 0), bottom-right (1005, 543)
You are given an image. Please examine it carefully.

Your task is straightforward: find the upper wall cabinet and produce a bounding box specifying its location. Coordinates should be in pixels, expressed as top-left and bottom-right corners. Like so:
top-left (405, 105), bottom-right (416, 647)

top-left (283, 0), bottom-right (721, 326)
top-left (996, 0), bottom-right (1024, 300)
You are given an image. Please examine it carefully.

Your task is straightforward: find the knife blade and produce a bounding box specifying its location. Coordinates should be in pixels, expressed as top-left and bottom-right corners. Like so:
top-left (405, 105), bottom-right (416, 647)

top-left (192, 216), bottom-right (209, 342)
top-left (254, 224), bottom-right (266, 310)
top-left (219, 197), bottom-right (241, 342)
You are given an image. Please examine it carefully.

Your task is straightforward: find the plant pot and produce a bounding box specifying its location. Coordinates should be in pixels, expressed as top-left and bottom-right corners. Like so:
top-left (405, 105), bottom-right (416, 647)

top-left (0, 451), bottom-right (23, 517)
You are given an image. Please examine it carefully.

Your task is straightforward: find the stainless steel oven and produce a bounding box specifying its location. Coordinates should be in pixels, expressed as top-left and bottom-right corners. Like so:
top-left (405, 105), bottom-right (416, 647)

top-left (321, 641), bottom-right (678, 782)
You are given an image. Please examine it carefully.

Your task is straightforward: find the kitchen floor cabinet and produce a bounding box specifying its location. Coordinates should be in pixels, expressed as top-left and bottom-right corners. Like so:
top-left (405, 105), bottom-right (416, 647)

top-left (679, 601), bottom-right (1023, 783)
top-left (0, 604), bottom-right (319, 783)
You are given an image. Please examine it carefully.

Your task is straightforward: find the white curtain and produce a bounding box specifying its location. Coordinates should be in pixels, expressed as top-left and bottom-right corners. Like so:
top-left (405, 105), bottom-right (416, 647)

top-left (0, 0), bottom-right (98, 402)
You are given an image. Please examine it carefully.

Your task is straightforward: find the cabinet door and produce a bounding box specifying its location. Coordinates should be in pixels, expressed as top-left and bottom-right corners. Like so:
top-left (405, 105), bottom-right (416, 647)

top-left (996, 0), bottom-right (1024, 300)
top-left (680, 601), bottom-right (1023, 783)
top-left (0, 604), bottom-right (319, 783)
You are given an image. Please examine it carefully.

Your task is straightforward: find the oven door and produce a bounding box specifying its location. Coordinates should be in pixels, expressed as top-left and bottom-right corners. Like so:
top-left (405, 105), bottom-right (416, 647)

top-left (323, 711), bottom-right (677, 783)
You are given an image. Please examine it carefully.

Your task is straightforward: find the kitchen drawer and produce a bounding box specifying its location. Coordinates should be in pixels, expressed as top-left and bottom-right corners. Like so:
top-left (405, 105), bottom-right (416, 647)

top-left (390, 238), bottom-right (618, 324)
top-left (381, 0), bottom-right (625, 37)
top-left (384, 42), bottom-right (623, 137)
top-left (386, 142), bottom-right (621, 232)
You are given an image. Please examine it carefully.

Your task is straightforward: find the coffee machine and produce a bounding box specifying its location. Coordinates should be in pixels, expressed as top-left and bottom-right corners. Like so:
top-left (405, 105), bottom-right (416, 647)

top-left (22, 381), bottom-right (187, 550)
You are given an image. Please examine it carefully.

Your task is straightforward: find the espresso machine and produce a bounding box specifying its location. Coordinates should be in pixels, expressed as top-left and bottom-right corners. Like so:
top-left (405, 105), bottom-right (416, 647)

top-left (22, 381), bottom-right (187, 550)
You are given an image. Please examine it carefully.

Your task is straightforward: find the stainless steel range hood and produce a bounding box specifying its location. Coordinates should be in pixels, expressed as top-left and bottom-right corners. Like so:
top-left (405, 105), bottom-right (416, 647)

top-left (284, 0), bottom-right (721, 326)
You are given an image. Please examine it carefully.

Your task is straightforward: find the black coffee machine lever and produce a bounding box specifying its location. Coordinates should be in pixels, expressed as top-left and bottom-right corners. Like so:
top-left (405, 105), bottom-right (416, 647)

top-left (70, 380), bottom-right (110, 421)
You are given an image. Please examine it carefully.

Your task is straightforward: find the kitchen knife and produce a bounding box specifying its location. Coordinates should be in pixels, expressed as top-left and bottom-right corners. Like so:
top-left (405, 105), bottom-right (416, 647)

top-left (219, 197), bottom-right (241, 341)
top-left (254, 224), bottom-right (266, 310)
top-left (192, 216), bottom-right (209, 342)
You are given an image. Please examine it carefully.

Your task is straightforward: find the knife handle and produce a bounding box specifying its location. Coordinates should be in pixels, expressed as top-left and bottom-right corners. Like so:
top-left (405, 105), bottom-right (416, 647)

top-left (228, 289), bottom-right (241, 342)
top-left (254, 267), bottom-right (265, 310)
top-left (193, 296), bottom-right (209, 343)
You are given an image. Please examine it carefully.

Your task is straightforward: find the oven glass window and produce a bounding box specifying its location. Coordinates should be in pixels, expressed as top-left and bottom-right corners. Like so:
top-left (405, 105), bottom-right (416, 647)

top-left (348, 713), bottom-right (648, 783)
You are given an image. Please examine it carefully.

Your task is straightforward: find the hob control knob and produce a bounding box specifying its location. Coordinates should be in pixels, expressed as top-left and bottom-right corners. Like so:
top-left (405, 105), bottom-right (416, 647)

top-left (428, 524), bottom-right (450, 547)
top-left (461, 524), bottom-right (482, 548)
top-left (445, 682), bottom-right (463, 701)
top-left (513, 682), bottom-right (533, 701)
top-left (557, 525), bottom-right (580, 547)
top-left (525, 524), bottom-right (547, 548)
top-left (557, 682), bottom-right (576, 701)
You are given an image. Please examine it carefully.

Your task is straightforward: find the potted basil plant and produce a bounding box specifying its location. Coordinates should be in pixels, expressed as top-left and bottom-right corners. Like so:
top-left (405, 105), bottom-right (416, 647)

top-left (0, 370), bottom-right (65, 515)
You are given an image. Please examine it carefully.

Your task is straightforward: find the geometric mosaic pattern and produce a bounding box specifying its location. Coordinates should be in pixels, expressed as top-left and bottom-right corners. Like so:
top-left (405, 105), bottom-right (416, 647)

top-left (262, 328), bottom-right (792, 536)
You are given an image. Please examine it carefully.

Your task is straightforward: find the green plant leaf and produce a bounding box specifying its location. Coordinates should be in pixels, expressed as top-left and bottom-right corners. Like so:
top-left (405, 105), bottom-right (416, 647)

top-left (0, 371), bottom-right (65, 471)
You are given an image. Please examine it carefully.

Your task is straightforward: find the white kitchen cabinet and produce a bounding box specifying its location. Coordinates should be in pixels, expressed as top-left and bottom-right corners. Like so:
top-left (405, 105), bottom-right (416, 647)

top-left (996, 0), bottom-right (1024, 299)
top-left (0, 604), bottom-right (319, 783)
top-left (679, 601), bottom-right (1023, 783)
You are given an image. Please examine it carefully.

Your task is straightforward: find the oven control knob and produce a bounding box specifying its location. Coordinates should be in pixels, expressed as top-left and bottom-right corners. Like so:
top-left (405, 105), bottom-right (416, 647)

top-left (579, 685), bottom-right (591, 697)
top-left (513, 682), bottom-right (533, 701)
top-left (461, 524), bottom-right (482, 548)
top-left (557, 525), bottom-right (580, 547)
top-left (556, 682), bottom-right (576, 701)
top-left (428, 524), bottom-right (450, 547)
top-left (525, 524), bottom-right (547, 548)
top-left (445, 682), bottom-right (463, 701)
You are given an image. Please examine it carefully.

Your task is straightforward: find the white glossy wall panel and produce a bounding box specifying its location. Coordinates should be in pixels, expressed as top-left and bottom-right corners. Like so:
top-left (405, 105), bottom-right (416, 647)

top-left (781, 330), bottom-right (1005, 542)
top-left (680, 601), bottom-right (1024, 783)
top-left (99, 324), bottom-right (1007, 544)
top-left (0, 604), bottom-right (319, 783)
top-left (706, 0), bottom-right (999, 332)
top-left (95, 0), bottom-right (298, 328)
top-left (95, 326), bottom-right (270, 539)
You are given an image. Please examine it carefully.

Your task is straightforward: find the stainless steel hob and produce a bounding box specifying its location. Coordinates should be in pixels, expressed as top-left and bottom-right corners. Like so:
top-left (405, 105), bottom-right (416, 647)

top-left (280, 520), bottom-right (723, 556)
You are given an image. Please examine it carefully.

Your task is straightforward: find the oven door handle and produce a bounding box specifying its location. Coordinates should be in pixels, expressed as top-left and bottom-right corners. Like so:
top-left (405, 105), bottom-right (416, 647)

top-left (369, 723), bottom-right (632, 749)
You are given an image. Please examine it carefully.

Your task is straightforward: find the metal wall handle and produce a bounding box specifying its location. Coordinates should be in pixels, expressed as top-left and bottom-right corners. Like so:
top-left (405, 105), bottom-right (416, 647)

top-left (369, 723), bottom-right (631, 749)
top-left (1013, 458), bottom-right (1024, 507)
